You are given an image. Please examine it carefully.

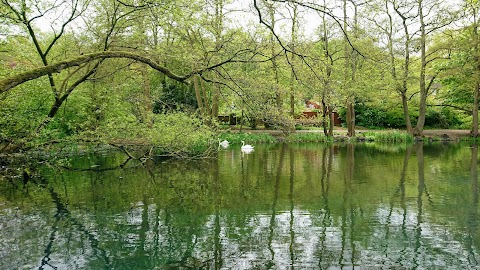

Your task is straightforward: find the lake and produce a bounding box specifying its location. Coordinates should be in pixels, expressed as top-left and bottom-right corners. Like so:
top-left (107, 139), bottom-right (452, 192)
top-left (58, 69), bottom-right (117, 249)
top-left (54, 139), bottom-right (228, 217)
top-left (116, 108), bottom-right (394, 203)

top-left (1, 142), bottom-right (479, 269)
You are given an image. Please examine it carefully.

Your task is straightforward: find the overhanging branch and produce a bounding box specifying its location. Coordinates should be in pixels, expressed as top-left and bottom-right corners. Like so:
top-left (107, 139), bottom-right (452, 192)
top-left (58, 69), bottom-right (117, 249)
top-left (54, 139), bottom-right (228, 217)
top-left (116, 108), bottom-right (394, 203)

top-left (0, 50), bottom-right (249, 93)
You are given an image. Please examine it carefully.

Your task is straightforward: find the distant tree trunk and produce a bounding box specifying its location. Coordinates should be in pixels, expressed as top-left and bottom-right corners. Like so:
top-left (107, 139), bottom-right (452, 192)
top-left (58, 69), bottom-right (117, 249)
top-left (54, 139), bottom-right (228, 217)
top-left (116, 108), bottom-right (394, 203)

top-left (329, 110), bottom-right (334, 136)
top-left (212, 84), bottom-right (220, 118)
top-left (141, 64), bottom-right (153, 127)
top-left (473, 86), bottom-right (479, 137)
top-left (192, 74), bottom-right (205, 116)
top-left (347, 101), bottom-right (355, 137)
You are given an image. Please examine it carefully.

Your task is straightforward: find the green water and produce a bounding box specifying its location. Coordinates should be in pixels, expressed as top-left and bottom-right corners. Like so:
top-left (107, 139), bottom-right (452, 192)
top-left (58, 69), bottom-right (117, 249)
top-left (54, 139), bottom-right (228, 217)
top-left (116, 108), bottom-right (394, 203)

top-left (1, 142), bottom-right (480, 269)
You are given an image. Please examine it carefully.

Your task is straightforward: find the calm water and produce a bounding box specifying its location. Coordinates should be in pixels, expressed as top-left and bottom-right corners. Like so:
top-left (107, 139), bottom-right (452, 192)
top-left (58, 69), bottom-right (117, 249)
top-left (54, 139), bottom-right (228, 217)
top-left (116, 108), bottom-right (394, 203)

top-left (1, 142), bottom-right (480, 269)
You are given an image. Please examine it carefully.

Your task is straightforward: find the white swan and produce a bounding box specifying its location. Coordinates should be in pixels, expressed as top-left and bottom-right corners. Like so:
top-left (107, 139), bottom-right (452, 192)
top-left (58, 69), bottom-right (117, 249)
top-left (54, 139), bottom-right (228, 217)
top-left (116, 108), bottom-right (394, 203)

top-left (218, 139), bottom-right (229, 148)
top-left (241, 141), bottom-right (254, 150)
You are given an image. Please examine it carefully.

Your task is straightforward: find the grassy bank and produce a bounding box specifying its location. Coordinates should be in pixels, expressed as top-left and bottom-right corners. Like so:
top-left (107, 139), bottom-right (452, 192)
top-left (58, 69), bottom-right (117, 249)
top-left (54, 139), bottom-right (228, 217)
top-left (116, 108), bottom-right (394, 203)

top-left (360, 130), bottom-right (414, 143)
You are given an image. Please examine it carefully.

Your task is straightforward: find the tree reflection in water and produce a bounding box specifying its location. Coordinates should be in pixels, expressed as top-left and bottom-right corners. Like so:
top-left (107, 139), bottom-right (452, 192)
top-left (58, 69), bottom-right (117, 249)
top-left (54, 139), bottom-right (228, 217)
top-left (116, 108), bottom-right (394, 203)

top-left (1, 142), bottom-right (480, 269)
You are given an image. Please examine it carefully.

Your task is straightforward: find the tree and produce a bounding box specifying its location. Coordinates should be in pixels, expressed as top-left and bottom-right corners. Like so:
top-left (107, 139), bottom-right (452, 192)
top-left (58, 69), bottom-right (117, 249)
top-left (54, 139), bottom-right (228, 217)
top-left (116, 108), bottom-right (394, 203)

top-left (319, 5), bottom-right (340, 136)
top-left (414, 0), bottom-right (459, 136)
top-left (1, 0), bottom-right (93, 128)
top-left (436, 0), bottom-right (480, 135)
top-left (466, 0), bottom-right (480, 136)
top-left (368, 0), bottom-right (415, 133)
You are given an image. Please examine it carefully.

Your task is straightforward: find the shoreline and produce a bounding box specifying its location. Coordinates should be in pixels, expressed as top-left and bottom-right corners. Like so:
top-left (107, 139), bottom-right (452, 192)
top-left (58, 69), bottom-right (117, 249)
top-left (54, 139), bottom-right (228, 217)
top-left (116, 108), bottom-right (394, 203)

top-left (229, 127), bottom-right (473, 141)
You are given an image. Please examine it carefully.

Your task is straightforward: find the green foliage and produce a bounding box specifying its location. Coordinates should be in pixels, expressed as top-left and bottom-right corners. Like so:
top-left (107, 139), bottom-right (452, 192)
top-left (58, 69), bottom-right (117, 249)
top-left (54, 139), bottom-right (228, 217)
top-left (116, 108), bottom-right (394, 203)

top-left (354, 104), bottom-right (387, 128)
top-left (152, 80), bottom-right (197, 113)
top-left (0, 83), bottom-right (51, 141)
top-left (425, 107), bottom-right (462, 129)
top-left (149, 112), bottom-right (215, 156)
top-left (458, 114), bottom-right (474, 130)
top-left (92, 111), bottom-right (216, 157)
top-left (340, 105), bottom-right (408, 128)
top-left (1, 0), bottom-right (476, 156)
top-left (362, 130), bottom-right (414, 143)
top-left (346, 103), bottom-right (462, 129)
top-left (384, 107), bottom-right (414, 128)
top-left (284, 132), bottom-right (332, 143)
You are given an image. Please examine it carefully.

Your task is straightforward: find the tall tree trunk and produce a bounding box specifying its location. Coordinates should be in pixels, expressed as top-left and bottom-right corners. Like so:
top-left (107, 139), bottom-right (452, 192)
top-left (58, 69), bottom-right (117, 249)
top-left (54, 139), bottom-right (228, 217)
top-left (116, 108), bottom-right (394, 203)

top-left (344, 0), bottom-right (356, 137)
top-left (266, 1), bottom-right (282, 110)
top-left (321, 6), bottom-right (334, 137)
top-left (343, 0), bottom-right (350, 136)
top-left (289, 4), bottom-right (298, 117)
top-left (401, 92), bottom-right (413, 133)
top-left (415, 0), bottom-right (427, 136)
top-left (390, 0), bottom-right (413, 134)
top-left (472, 8), bottom-right (480, 137)
top-left (322, 101), bottom-right (329, 136)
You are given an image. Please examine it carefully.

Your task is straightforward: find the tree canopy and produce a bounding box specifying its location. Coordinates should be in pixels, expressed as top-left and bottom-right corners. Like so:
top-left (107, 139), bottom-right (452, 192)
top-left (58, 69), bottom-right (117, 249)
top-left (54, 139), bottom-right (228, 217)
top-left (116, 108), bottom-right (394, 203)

top-left (0, 0), bottom-right (479, 154)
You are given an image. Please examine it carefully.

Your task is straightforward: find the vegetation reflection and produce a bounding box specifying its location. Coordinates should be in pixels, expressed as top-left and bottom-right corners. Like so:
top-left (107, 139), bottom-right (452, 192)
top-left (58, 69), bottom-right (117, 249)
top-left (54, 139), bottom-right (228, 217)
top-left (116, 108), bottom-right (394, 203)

top-left (1, 142), bottom-right (480, 268)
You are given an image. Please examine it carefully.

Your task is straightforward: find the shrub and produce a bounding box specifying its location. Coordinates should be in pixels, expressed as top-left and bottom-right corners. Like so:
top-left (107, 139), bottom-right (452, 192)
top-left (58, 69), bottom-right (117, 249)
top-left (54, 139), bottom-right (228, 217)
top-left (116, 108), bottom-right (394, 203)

top-left (424, 107), bottom-right (462, 129)
top-left (285, 132), bottom-right (332, 143)
top-left (354, 105), bottom-right (387, 128)
top-left (339, 105), bottom-right (408, 128)
top-left (362, 130), bottom-right (413, 143)
top-left (150, 112), bottom-right (215, 156)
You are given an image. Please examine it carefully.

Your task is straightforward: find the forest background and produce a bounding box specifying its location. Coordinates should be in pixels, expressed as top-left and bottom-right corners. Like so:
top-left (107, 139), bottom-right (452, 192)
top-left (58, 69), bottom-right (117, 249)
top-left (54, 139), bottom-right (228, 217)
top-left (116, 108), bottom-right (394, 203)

top-left (1, 0), bottom-right (480, 157)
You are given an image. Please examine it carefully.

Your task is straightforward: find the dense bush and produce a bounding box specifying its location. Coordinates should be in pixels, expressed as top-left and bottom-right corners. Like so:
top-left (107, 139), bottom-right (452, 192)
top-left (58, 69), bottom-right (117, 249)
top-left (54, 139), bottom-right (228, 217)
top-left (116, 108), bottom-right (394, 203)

top-left (152, 80), bottom-right (198, 113)
top-left (354, 105), bottom-right (388, 128)
top-left (94, 111), bottom-right (216, 156)
top-left (341, 104), bottom-right (462, 129)
top-left (362, 130), bottom-right (414, 143)
top-left (340, 105), bottom-right (407, 128)
top-left (424, 107), bottom-right (462, 128)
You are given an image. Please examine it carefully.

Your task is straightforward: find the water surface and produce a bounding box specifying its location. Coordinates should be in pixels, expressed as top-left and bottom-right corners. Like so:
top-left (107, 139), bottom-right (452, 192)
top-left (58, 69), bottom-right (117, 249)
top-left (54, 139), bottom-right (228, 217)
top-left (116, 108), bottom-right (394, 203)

top-left (1, 142), bottom-right (479, 269)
